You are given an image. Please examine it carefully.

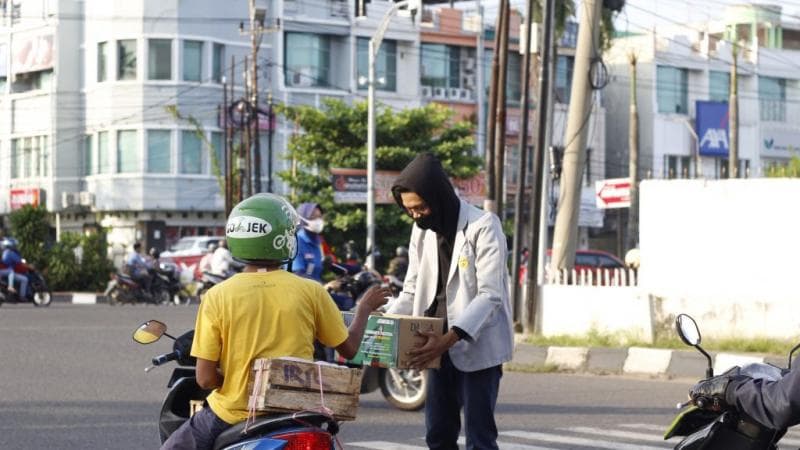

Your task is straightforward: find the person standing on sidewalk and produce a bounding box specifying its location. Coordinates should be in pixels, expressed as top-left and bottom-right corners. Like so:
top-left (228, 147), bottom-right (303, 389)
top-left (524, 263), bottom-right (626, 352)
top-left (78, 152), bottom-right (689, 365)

top-left (386, 152), bottom-right (514, 450)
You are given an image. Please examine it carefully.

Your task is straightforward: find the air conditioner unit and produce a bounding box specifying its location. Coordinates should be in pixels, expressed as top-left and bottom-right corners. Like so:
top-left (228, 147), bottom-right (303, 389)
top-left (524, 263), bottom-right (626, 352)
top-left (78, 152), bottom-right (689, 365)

top-left (432, 87), bottom-right (447, 99)
top-left (289, 67), bottom-right (314, 87)
top-left (463, 57), bottom-right (476, 72)
top-left (458, 88), bottom-right (474, 101)
top-left (421, 86), bottom-right (433, 97)
top-left (79, 191), bottom-right (95, 207)
top-left (61, 192), bottom-right (79, 208)
top-left (463, 74), bottom-right (477, 89)
top-left (447, 87), bottom-right (460, 99)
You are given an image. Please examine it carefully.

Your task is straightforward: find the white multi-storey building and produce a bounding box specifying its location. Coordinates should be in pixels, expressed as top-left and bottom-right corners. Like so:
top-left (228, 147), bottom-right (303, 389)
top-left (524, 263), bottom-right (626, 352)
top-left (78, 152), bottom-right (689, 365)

top-left (0, 0), bottom-right (419, 253)
top-left (604, 3), bottom-right (800, 181)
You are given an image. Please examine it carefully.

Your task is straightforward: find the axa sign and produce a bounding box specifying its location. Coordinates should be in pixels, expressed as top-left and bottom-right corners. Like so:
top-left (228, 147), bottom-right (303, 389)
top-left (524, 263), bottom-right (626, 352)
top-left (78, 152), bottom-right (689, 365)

top-left (695, 101), bottom-right (729, 157)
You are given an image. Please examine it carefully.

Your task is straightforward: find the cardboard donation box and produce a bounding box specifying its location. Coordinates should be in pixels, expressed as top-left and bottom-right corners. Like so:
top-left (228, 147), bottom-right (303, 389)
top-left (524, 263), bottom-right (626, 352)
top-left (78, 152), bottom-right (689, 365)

top-left (341, 313), bottom-right (445, 369)
top-left (248, 357), bottom-right (363, 421)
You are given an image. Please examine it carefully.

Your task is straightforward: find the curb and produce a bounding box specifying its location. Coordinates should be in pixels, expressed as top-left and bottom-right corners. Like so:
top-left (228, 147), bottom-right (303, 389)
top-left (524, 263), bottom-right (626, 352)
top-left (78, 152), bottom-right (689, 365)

top-left (512, 342), bottom-right (779, 379)
top-left (53, 292), bottom-right (108, 304)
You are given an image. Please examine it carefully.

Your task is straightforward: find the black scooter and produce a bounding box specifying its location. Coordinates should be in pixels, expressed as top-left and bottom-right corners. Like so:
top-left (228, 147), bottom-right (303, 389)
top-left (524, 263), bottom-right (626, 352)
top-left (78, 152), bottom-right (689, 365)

top-left (133, 320), bottom-right (340, 449)
top-left (665, 314), bottom-right (795, 449)
top-left (0, 263), bottom-right (51, 307)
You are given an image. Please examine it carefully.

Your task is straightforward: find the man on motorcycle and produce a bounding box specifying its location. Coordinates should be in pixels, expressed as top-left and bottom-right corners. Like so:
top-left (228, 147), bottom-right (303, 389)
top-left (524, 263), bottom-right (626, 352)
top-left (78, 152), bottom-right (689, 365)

top-left (1, 238), bottom-right (28, 299)
top-left (291, 202), bottom-right (326, 281)
top-left (198, 241), bottom-right (218, 274)
top-left (127, 242), bottom-right (152, 293)
top-left (161, 193), bottom-right (391, 450)
top-left (210, 239), bottom-right (240, 278)
top-left (690, 361), bottom-right (800, 430)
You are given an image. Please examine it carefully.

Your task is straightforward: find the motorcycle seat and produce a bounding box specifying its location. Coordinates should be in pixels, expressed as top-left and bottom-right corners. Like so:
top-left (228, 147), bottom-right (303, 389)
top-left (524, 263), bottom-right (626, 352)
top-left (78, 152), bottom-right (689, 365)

top-left (213, 411), bottom-right (336, 450)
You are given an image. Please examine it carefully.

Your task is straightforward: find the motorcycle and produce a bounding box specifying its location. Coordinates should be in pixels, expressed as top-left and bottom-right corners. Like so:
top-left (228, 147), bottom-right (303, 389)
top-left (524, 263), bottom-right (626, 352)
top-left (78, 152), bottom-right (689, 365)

top-left (0, 262), bottom-right (52, 307)
top-left (133, 319), bottom-right (341, 449)
top-left (105, 265), bottom-right (172, 305)
top-left (665, 313), bottom-right (795, 449)
top-left (154, 259), bottom-right (197, 305)
top-left (327, 263), bottom-right (428, 412)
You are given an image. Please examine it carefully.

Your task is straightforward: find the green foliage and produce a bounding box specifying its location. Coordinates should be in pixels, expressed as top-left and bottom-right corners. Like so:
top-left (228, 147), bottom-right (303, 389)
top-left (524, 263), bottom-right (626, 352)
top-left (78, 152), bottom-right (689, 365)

top-left (765, 156), bottom-right (800, 177)
top-left (276, 99), bottom-right (481, 270)
top-left (8, 205), bottom-right (50, 269)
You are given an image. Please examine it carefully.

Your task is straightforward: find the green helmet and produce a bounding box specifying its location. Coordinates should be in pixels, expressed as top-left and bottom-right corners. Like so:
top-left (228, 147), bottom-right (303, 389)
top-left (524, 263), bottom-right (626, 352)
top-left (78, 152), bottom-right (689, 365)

top-left (225, 193), bottom-right (300, 262)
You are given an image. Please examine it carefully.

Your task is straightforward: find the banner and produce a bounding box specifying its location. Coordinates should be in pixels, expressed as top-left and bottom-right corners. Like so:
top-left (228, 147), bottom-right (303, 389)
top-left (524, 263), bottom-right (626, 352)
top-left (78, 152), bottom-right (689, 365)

top-left (695, 101), bottom-right (729, 157)
top-left (9, 188), bottom-right (43, 210)
top-left (330, 168), bottom-right (486, 206)
top-left (12, 33), bottom-right (54, 75)
top-left (761, 128), bottom-right (800, 157)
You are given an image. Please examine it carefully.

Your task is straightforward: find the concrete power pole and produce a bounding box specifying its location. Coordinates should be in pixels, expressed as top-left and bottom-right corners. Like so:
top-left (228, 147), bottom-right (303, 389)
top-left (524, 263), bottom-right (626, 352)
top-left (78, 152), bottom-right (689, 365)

top-left (728, 43), bottom-right (739, 178)
top-left (484, 0), bottom-right (506, 214)
top-left (550, 0), bottom-right (602, 271)
top-left (243, 0), bottom-right (271, 193)
top-left (627, 52), bottom-right (639, 251)
top-left (492, 0), bottom-right (510, 218)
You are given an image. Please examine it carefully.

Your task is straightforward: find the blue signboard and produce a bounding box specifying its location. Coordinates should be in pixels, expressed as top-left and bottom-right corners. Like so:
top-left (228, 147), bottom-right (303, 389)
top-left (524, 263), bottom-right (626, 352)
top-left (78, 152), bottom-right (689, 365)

top-left (696, 101), bottom-right (729, 157)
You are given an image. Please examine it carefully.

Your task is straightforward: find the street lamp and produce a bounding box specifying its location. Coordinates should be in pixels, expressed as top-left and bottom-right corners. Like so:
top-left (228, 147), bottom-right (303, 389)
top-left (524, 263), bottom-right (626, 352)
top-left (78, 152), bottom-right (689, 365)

top-left (365, 0), bottom-right (420, 269)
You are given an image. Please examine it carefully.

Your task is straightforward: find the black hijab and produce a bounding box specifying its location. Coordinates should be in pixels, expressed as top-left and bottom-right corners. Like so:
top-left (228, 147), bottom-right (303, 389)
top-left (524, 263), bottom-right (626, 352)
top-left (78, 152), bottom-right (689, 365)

top-left (391, 152), bottom-right (461, 242)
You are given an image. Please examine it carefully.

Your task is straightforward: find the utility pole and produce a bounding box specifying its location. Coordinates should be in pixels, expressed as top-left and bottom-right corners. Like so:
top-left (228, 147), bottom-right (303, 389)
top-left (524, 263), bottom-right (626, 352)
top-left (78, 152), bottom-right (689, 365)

top-left (627, 52), bottom-right (639, 251)
top-left (475, 1), bottom-right (485, 160)
top-left (267, 92), bottom-right (274, 193)
top-left (484, 1), bottom-right (505, 213)
top-left (493, 0), bottom-right (509, 218)
top-left (524, 0), bottom-right (555, 334)
top-left (728, 42), bottom-right (739, 178)
top-left (243, 56), bottom-right (253, 199)
top-left (510, 0), bottom-right (535, 325)
top-left (550, 0), bottom-right (602, 271)
top-left (227, 56), bottom-right (237, 210)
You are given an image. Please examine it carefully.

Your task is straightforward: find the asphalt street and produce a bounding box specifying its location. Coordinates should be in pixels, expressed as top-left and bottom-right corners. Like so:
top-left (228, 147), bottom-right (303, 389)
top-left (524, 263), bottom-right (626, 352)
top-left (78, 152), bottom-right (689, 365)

top-left (0, 303), bottom-right (727, 449)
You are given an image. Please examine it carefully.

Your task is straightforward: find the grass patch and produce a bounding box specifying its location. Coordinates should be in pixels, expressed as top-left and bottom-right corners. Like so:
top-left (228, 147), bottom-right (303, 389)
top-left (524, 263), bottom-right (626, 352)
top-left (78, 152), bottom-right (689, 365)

top-left (504, 363), bottom-right (561, 373)
top-left (524, 330), bottom-right (798, 356)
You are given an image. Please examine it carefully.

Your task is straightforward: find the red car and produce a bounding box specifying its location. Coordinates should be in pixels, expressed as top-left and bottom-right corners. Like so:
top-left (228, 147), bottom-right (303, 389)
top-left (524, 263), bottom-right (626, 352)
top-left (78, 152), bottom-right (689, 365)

top-left (519, 249), bottom-right (626, 284)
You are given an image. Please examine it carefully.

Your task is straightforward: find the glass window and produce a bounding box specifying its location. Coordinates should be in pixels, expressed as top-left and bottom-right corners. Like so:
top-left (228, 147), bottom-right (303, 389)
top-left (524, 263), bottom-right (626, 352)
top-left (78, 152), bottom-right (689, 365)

top-left (506, 52), bottom-right (521, 105)
top-left (148, 39), bottom-right (172, 80)
top-left (759, 76), bottom-right (786, 122)
top-left (183, 40), bottom-right (203, 82)
top-left (421, 43), bottom-right (448, 88)
top-left (117, 130), bottom-right (138, 173)
top-left (83, 135), bottom-right (94, 176)
top-left (11, 139), bottom-right (20, 179)
top-left (555, 55), bottom-right (574, 104)
top-left (284, 33), bottom-right (331, 87)
top-left (97, 41), bottom-right (108, 82)
top-left (23, 137), bottom-right (32, 178)
top-left (117, 39), bottom-right (137, 80)
top-left (356, 37), bottom-right (397, 91)
top-left (42, 136), bottom-right (48, 177)
top-left (147, 130), bottom-right (172, 173)
top-left (210, 131), bottom-right (224, 174)
top-left (656, 65), bottom-right (688, 114)
top-left (98, 131), bottom-right (110, 173)
top-left (709, 70), bottom-right (729, 102)
top-left (31, 136), bottom-right (40, 177)
top-left (448, 46), bottom-right (461, 89)
top-left (212, 43), bottom-right (224, 83)
top-left (181, 131), bottom-right (202, 174)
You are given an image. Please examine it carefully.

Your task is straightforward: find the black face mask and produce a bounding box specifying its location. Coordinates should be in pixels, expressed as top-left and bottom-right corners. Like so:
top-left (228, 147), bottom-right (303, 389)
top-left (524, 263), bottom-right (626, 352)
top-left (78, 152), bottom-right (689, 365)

top-left (414, 214), bottom-right (437, 230)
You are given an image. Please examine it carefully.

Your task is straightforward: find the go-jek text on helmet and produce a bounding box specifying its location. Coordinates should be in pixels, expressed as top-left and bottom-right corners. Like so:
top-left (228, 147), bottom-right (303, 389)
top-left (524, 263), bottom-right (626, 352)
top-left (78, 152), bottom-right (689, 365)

top-left (225, 193), bottom-right (300, 263)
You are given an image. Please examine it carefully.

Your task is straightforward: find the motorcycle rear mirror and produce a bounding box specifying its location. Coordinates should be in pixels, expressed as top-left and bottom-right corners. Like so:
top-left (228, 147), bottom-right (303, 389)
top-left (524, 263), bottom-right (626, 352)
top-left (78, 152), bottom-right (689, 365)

top-left (676, 314), bottom-right (701, 346)
top-left (133, 320), bottom-right (169, 344)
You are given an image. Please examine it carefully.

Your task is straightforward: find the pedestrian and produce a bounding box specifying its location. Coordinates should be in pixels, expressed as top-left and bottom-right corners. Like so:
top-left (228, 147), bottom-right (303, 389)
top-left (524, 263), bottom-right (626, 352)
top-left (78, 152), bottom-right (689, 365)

top-left (385, 152), bottom-right (514, 450)
top-left (161, 193), bottom-right (391, 450)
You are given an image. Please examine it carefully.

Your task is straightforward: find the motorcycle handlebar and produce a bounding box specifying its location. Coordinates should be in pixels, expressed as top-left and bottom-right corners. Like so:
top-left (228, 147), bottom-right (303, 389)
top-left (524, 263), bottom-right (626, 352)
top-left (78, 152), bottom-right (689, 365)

top-left (152, 351), bottom-right (180, 366)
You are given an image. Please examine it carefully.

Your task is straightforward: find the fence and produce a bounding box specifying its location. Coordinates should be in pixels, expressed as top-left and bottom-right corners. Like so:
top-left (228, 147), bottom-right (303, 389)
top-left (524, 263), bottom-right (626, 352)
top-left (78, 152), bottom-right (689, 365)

top-left (546, 267), bottom-right (638, 287)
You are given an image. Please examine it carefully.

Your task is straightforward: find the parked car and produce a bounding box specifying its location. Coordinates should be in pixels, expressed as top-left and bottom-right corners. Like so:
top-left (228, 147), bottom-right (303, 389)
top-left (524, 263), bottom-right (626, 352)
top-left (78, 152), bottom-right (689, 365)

top-left (161, 236), bottom-right (223, 279)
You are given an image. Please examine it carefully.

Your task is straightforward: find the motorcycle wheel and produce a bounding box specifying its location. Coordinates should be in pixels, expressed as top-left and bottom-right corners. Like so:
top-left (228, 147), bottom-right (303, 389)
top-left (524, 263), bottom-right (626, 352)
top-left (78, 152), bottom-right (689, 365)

top-left (379, 368), bottom-right (427, 411)
top-left (107, 288), bottom-right (119, 306)
top-left (32, 289), bottom-right (52, 307)
top-left (155, 289), bottom-right (171, 305)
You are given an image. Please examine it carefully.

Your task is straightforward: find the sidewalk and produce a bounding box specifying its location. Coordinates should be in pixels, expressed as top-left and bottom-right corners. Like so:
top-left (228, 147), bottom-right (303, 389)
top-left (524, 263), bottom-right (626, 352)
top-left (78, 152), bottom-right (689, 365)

top-left (511, 338), bottom-right (786, 379)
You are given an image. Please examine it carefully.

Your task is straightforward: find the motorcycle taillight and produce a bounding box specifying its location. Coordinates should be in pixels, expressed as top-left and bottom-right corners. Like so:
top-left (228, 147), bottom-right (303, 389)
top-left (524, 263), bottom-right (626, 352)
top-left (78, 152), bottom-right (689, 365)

top-left (272, 430), bottom-right (332, 450)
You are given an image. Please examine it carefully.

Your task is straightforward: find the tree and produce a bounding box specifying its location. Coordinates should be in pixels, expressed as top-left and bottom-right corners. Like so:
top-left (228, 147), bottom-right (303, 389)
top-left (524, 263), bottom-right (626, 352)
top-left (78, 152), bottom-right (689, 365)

top-left (277, 99), bottom-right (482, 270)
top-left (765, 156), bottom-right (800, 177)
top-left (8, 204), bottom-right (50, 270)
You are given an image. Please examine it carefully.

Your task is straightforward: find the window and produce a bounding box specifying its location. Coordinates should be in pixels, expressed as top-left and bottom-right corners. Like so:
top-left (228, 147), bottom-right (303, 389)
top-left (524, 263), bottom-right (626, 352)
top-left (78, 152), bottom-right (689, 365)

top-left (23, 138), bottom-right (32, 178)
top-left (555, 55), bottom-right (575, 104)
top-left (11, 139), bottom-right (20, 179)
top-left (212, 43), bottom-right (224, 83)
top-left (709, 70), bottom-right (729, 102)
top-left (657, 65), bottom-right (688, 114)
top-left (97, 41), bottom-right (108, 82)
top-left (421, 43), bottom-right (451, 88)
top-left (98, 131), bottom-right (110, 174)
top-left (181, 131), bottom-right (202, 174)
top-left (42, 136), bottom-right (49, 177)
top-left (147, 130), bottom-right (171, 173)
top-left (285, 33), bottom-right (331, 87)
top-left (11, 70), bottom-right (53, 92)
top-left (148, 39), bottom-right (172, 80)
top-left (117, 130), bottom-right (138, 173)
top-left (83, 135), bottom-right (94, 176)
top-left (117, 39), bottom-right (137, 80)
top-left (210, 131), bottom-right (224, 174)
top-left (759, 76), bottom-right (786, 122)
top-left (356, 37), bottom-right (397, 91)
top-left (31, 136), bottom-right (40, 177)
top-left (183, 40), bottom-right (203, 82)
top-left (506, 52), bottom-right (521, 105)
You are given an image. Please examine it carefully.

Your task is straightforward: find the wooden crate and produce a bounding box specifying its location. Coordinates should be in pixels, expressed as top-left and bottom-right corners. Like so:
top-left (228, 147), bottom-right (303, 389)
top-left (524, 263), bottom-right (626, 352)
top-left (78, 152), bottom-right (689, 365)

top-left (248, 357), bottom-right (363, 421)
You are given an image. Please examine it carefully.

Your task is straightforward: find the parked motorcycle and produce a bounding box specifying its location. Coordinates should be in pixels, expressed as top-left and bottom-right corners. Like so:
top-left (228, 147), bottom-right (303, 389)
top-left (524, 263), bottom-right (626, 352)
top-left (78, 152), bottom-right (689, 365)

top-left (0, 262), bottom-right (52, 307)
top-left (665, 313), bottom-right (794, 449)
top-left (132, 319), bottom-right (341, 449)
top-left (327, 263), bottom-right (427, 412)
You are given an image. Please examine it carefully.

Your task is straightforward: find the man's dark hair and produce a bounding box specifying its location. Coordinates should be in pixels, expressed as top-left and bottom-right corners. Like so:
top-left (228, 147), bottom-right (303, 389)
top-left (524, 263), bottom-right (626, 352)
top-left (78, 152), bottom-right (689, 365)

top-left (133, 242), bottom-right (141, 251)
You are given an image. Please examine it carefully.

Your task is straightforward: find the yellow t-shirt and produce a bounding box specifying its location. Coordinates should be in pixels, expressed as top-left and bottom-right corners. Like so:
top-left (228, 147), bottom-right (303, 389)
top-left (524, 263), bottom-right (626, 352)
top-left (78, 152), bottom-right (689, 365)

top-left (191, 270), bottom-right (349, 424)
